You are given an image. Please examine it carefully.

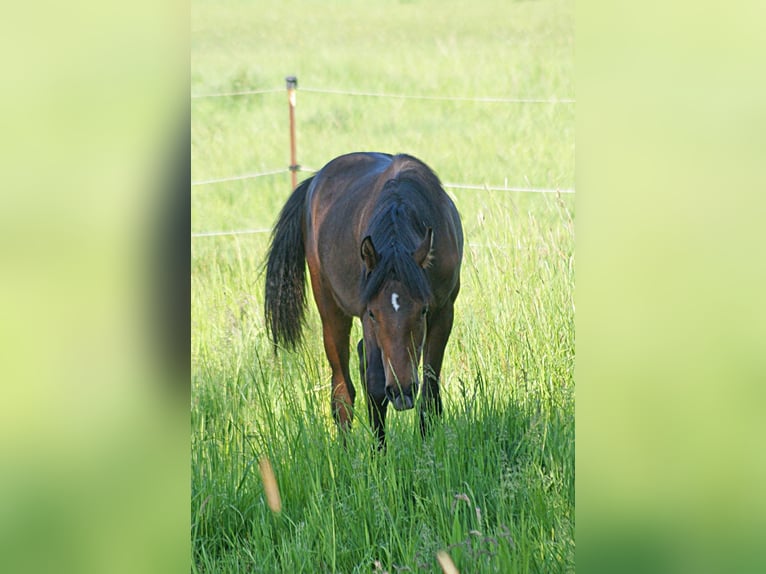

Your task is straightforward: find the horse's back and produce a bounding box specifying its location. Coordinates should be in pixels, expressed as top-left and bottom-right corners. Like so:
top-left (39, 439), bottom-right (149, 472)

top-left (304, 152), bottom-right (463, 315)
top-left (311, 152), bottom-right (441, 194)
top-left (312, 152), bottom-right (393, 192)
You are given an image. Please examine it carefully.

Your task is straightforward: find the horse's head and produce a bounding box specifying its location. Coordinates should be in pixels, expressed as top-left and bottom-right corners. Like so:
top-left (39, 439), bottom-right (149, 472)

top-left (360, 228), bottom-right (433, 411)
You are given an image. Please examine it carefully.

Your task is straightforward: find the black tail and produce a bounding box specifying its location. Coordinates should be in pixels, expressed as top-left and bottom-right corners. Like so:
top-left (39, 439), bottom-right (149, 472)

top-left (264, 177), bottom-right (313, 350)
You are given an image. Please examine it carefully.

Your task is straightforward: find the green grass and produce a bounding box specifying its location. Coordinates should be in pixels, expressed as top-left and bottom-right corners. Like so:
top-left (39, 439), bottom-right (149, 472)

top-left (192, 1), bottom-right (574, 571)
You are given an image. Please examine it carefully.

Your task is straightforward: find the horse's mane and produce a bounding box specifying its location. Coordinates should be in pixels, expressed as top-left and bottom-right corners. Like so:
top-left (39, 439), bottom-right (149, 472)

top-left (360, 164), bottom-right (440, 304)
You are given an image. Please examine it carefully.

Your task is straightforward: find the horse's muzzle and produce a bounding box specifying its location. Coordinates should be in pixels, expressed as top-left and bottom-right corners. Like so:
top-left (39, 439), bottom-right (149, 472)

top-left (385, 384), bottom-right (416, 411)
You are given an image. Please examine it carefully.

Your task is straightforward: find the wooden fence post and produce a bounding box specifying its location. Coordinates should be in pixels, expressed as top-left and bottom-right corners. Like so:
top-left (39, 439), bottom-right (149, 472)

top-left (286, 76), bottom-right (298, 190)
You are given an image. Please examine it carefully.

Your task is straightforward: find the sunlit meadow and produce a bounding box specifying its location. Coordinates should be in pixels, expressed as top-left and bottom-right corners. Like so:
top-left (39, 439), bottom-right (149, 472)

top-left (192, 1), bottom-right (574, 571)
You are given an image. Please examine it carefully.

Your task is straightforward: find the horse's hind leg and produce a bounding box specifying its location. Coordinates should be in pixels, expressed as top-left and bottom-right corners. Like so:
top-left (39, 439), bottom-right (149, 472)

top-left (358, 339), bottom-right (388, 450)
top-left (420, 300), bottom-right (455, 436)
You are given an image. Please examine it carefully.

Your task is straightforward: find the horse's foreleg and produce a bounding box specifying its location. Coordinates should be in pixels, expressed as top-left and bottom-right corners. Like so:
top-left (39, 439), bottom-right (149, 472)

top-left (358, 338), bottom-right (388, 451)
top-left (306, 262), bottom-right (356, 436)
top-left (420, 300), bottom-right (455, 436)
top-left (313, 298), bottom-right (355, 435)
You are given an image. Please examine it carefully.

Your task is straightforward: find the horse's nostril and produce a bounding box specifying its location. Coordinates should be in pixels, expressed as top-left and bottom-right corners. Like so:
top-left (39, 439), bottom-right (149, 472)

top-left (386, 385), bottom-right (415, 411)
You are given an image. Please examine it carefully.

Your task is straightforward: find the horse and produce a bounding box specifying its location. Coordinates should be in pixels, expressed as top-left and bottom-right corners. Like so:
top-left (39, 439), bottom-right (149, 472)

top-left (264, 152), bottom-right (463, 448)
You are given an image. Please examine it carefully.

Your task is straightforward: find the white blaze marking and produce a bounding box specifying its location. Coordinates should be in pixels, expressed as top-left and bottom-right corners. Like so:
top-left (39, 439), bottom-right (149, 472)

top-left (391, 292), bottom-right (400, 312)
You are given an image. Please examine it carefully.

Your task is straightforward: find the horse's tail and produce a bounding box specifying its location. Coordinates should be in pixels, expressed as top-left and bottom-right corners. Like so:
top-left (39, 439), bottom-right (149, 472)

top-left (264, 177), bottom-right (313, 351)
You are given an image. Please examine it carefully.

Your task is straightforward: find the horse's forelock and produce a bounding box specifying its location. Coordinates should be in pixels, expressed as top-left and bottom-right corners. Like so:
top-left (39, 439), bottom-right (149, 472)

top-left (361, 246), bottom-right (431, 305)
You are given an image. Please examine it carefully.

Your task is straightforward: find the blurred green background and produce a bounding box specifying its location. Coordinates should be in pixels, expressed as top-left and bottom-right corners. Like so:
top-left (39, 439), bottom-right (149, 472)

top-left (0, 0), bottom-right (764, 572)
top-left (576, 0), bottom-right (766, 571)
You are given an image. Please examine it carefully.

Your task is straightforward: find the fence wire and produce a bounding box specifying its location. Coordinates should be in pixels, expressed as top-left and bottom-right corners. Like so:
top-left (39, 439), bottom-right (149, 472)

top-left (444, 182), bottom-right (574, 194)
top-left (192, 228), bottom-right (271, 238)
top-left (192, 169), bottom-right (574, 195)
top-left (191, 85), bottom-right (574, 104)
top-left (300, 86), bottom-right (574, 104)
top-left (192, 83), bottom-right (574, 238)
top-left (192, 181), bottom-right (574, 239)
top-left (191, 88), bottom-right (283, 99)
top-left (192, 168), bottom-right (290, 186)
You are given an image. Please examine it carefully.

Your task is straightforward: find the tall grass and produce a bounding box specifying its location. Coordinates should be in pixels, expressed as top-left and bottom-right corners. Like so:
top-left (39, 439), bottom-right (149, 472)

top-left (192, 1), bottom-right (574, 571)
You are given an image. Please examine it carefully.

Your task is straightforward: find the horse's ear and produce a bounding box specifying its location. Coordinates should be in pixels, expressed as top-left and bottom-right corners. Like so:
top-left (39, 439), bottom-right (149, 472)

top-left (361, 236), bottom-right (378, 272)
top-left (413, 227), bottom-right (434, 268)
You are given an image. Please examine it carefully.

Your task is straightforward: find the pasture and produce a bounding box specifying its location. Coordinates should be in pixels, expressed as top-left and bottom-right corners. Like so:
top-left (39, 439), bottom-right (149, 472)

top-left (192, 0), bottom-right (574, 572)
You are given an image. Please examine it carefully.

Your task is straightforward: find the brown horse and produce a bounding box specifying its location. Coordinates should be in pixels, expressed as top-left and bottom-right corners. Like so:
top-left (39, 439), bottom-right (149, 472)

top-left (264, 152), bottom-right (463, 447)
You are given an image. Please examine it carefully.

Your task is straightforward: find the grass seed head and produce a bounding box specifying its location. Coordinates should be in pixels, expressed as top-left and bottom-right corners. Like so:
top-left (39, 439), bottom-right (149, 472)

top-left (436, 550), bottom-right (459, 574)
top-left (258, 456), bottom-right (282, 513)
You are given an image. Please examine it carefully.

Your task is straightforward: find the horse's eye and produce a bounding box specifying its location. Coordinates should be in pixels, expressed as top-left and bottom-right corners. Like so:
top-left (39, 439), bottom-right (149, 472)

top-left (368, 310), bottom-right (376, 321)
